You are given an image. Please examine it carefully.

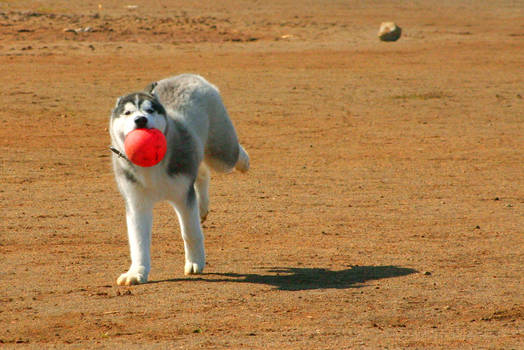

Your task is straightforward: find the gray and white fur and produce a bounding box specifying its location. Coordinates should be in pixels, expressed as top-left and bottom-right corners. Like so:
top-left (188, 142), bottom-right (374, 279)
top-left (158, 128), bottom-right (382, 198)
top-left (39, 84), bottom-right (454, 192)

top-left (110, 74), bottom-right (249, 285)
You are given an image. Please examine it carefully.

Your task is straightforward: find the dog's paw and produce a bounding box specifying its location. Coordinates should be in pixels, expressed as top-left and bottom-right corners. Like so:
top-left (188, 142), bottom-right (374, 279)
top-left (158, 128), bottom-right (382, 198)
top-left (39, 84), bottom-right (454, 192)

top-left (116, 271), bottom-right (147, 286)
top-left (198, 198), bottom-right (209, 223)
top-left (200, 210), bottom-right (208, 223)
top-left (184, 260), bottom-right (204, 275)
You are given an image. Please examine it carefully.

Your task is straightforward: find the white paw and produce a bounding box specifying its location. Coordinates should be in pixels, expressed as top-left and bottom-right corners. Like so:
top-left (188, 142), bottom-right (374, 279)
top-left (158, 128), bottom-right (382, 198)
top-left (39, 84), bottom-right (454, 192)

top-left (199, 208), bottom-right (208, 223)
top-left (198, 196), bottom-right (209, 223)
top-left (116, 270), bottom-right (147, 286)
top-left (184, 260), bottom-right (204, 275)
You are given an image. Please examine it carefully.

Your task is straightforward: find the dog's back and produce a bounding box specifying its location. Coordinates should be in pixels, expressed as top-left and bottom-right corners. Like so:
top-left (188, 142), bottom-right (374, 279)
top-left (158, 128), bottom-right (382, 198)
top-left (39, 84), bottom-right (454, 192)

top-left (153, 74), bottom-right (248, 173)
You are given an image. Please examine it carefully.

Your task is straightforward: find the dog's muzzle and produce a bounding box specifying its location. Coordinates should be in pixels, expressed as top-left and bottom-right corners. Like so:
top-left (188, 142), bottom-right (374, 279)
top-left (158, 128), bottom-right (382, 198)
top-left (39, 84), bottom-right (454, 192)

top-left (134, 116), bottom-right (148, 129)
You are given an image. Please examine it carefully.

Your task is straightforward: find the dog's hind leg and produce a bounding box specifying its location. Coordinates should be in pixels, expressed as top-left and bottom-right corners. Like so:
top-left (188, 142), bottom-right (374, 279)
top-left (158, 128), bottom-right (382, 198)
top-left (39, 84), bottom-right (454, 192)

top-left (195, 163), bottom-right (210, 223)
top-left (170, 185), bottom-right (205, 275)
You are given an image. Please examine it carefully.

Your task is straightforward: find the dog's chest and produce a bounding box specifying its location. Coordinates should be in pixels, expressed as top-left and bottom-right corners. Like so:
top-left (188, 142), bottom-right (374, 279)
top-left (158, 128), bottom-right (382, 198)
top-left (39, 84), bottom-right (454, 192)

top-left (137, 166), bottom-right (167, 188)
top-left (121, 165), bottom-right (187, 201)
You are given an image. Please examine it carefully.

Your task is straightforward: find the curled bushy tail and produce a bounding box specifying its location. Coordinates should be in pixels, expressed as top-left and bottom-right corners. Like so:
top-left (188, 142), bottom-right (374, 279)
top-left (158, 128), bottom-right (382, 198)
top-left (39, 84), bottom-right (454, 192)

top-left (153, 74), bottom-right (249, 174)
top-left (235, 145), bottom-right (250, 173)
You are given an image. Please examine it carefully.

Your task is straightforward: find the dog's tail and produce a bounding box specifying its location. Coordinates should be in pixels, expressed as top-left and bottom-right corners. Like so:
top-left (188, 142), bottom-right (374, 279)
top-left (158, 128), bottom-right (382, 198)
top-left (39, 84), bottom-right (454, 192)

top-left (235, 144), bottom-right (250, 173)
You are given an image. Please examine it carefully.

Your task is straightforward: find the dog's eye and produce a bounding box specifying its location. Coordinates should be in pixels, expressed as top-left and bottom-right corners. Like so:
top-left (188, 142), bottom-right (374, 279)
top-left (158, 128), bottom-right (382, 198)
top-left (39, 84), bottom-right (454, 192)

top-left (124, 110), bottom-right (132, 116)
top-left (145, 108), bottom-right (154, 114)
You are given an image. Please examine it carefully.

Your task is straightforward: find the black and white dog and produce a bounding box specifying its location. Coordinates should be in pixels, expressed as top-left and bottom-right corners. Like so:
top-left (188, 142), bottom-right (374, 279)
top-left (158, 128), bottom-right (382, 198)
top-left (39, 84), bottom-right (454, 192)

top-left (109, 74), bottom-right (249, 285)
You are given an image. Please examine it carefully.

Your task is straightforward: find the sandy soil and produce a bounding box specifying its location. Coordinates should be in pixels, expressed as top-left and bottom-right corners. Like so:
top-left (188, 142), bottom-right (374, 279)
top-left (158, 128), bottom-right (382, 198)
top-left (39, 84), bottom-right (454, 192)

top-left (1, 0), bottom-right (522, 348)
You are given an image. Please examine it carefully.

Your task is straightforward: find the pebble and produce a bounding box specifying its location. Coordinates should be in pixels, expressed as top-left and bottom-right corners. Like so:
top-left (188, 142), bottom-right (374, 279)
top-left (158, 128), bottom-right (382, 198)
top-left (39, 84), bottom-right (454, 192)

top-left (378, 22), bottom-right (402, 42)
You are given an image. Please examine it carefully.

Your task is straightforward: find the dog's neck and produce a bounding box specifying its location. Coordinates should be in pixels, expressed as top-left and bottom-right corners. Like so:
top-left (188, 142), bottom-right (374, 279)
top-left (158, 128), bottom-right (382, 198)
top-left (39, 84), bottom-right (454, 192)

top-left (109, 146), bottom-right (132, 164)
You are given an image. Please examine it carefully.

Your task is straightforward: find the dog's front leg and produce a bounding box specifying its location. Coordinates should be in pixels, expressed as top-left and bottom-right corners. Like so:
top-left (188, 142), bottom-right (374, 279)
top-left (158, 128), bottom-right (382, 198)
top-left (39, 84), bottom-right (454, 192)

top-left (117, 198), bottom-right (154, 285)
top-left (171, 186), bottom-right (205, 275)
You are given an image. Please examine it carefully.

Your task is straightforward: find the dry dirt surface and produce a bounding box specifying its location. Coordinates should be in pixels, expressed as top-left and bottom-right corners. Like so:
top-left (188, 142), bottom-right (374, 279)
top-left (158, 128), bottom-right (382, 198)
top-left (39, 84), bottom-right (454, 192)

top-left (1, 0), bottom-right (523, 348)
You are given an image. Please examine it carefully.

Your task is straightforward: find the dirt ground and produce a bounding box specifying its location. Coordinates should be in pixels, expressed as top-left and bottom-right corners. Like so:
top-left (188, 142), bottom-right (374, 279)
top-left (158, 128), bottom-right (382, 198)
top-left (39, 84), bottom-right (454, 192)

top-left (1, 0), bottom-right (522, 348)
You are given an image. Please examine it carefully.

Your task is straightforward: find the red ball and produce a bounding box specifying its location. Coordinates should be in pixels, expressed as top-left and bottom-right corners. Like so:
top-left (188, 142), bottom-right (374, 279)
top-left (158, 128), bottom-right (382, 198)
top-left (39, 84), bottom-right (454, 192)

top-left (124, 128), bottom-right (167, 167)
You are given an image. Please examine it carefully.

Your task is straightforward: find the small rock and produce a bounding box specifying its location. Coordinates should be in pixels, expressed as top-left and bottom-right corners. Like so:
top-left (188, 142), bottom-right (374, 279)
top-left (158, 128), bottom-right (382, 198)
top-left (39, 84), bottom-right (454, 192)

top-left (378, 22), bottom-right (402, 42)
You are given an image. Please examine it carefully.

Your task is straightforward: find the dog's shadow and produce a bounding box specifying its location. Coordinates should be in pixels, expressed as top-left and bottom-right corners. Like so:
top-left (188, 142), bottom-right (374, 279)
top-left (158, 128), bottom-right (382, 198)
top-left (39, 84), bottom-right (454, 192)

top-left (154, 265), bottom-right (418, 291)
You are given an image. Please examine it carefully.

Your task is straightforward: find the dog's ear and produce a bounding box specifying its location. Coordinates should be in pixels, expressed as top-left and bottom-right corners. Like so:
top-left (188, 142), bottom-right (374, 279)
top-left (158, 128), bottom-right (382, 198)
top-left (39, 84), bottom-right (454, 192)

top-left (115, 96), bottom-right (122, 107)
top-left (151, 95), bottom-right (166, 116)
top-left (111, 96), bottom-right (123, 116)
top-left (144, 82), bottom-right (158, 94)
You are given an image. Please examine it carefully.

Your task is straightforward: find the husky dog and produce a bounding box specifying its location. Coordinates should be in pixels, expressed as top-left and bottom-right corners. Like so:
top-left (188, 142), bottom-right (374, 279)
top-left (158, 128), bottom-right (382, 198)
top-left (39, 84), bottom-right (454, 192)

top-left (109, 74), bottom-right (249, 285)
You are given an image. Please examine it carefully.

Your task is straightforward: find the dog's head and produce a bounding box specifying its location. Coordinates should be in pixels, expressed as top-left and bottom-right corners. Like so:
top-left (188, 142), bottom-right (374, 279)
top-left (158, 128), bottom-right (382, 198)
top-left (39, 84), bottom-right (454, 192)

top-left (110, 92), bottom-right (167, 147)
